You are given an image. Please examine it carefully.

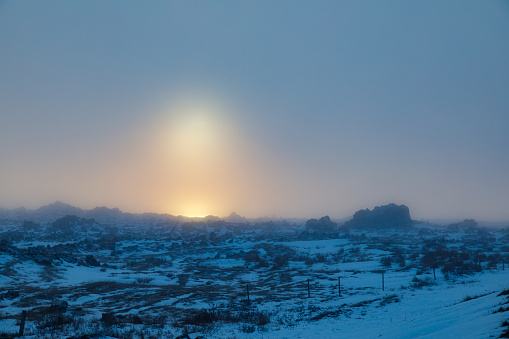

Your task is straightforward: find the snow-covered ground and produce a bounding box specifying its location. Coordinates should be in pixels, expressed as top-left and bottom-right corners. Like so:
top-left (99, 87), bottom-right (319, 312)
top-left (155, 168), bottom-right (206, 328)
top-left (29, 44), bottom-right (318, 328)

top-left (0, 217), bottom-right (508, 338)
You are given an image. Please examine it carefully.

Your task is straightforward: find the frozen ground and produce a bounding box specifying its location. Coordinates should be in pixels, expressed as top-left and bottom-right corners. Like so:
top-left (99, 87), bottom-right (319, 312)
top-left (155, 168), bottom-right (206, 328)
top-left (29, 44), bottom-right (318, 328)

top-left (0, 216), bottom-right (508, 338)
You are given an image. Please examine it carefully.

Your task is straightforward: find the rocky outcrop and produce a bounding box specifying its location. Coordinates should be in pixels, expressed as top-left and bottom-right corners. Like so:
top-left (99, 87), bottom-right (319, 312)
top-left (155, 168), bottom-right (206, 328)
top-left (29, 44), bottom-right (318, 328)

top-left (344, 203), bottom-right (412, 229)
top-left (86, 255), bottom-right (100, 267)
top-left (447, 219), bottom-right (478, 231)
top-left (225, 212), bottom-right (246, 223)
top-left (306, 216), bottom-right (338, 232)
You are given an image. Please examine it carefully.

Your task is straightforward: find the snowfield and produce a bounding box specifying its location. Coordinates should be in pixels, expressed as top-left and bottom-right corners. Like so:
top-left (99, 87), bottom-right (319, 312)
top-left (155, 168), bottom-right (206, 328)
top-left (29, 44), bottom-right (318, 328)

top-left (0, 216), bottom-right (508, 338)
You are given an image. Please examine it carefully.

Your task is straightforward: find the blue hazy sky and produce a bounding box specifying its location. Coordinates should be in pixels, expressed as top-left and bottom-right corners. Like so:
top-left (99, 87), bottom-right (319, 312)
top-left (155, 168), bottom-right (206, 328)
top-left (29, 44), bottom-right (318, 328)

top-left (1, 1), bottom-right (508, 220)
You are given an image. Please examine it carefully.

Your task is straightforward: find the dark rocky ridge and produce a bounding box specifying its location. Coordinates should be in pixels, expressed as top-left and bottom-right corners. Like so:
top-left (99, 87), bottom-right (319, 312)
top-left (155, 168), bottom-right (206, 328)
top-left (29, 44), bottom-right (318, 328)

top-left (344, 203), bottom-right (412, 229)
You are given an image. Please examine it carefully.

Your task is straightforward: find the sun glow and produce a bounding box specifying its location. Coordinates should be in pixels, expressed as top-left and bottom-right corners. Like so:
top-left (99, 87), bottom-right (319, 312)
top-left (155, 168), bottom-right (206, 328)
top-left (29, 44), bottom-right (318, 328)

top-left (145, 90), bottom-right (242, 217)
top-left (168, 103), bottom-right (227, 163)
top-left (169, 197), bottom-right (218, 218)
top-left (126, 87), bottom-right (291, 218)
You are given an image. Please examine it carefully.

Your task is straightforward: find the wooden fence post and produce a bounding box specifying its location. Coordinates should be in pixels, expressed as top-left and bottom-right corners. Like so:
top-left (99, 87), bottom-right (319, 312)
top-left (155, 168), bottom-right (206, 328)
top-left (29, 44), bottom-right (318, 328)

top-left (246, 283), bottom-right (250, 303)
top-left (382, 272), bottom-right (385, 291)
top-left (338, 276), bottom-right (341, 296)
top-left (19, 310), bottom-right (27, 336)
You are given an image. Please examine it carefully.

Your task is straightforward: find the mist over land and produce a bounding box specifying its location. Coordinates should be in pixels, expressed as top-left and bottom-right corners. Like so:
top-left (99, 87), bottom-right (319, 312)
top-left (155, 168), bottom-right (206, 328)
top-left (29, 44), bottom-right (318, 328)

top-left (2, 201), bottom-right (508, 228)
top-left (1, 1), bottom-right (509, 221)
top-left (1, 202), bottom-right (509, 337)
top-left (1, 0), bottom-right (509, 338)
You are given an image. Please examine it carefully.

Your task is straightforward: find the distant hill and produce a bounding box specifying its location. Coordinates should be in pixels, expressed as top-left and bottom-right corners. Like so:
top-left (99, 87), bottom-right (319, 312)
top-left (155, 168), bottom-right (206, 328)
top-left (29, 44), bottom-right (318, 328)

top-left (344, 203), bottom-right (412, 229)
top-left (0, 202), bottom-right (177, 224)
top-left (36, 201), bottom-right (84, 217)
top-left (225, 212), bottom-right (246, 223)
top-left (0, 202), bottom-right (250, 225)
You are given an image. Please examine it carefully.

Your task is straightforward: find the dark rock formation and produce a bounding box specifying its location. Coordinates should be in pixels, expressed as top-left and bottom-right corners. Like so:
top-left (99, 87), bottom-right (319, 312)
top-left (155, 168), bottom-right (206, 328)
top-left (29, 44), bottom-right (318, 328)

top-left (447, 219), bottom-right (478, 232)
top-left (225, 212), bottom-right (246, 223)
top-left (344, 203), bottom-right (412, 229)
top-left (305, 216), bottom-right (338, 232)
top-left (86, 206), bottom-right (122, 220)
top-left (85, 255), bottom-right (100, 267)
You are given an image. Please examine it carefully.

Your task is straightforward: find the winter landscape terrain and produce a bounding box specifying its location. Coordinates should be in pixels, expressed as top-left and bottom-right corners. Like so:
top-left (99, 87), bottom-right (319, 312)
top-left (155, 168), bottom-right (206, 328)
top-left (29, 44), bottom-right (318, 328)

top-left (0, 203), bottom-right (508, 338)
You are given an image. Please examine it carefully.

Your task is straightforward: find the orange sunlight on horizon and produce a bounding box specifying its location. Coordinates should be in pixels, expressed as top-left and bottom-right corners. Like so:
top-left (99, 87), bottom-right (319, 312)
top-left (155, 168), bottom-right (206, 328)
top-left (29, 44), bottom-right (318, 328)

top-left (143, 90), bottom-right (265, 218)
top-left (5, 87), bottom-right (301, 219)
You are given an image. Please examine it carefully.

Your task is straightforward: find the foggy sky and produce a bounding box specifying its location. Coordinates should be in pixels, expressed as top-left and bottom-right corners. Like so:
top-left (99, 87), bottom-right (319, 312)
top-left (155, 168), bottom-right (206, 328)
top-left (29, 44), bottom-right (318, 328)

top-left (1, 1), bottom-right (508, 220)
